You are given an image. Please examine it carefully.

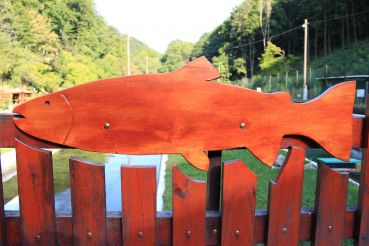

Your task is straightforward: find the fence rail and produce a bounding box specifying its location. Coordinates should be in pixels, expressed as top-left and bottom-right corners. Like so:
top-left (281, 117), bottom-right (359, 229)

top-left (0, 106), bottom-right (368, 245)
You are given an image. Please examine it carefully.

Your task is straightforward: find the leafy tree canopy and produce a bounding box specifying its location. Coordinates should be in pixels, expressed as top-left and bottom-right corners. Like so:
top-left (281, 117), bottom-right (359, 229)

top-left (159, 40), bottom-right (194, 72)
top-left (0, 0), bottom-right (162, 93)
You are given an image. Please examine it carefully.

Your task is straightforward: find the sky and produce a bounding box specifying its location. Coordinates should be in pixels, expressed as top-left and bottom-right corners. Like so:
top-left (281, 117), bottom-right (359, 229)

top-left (94, 0), bottom-right (244, 53)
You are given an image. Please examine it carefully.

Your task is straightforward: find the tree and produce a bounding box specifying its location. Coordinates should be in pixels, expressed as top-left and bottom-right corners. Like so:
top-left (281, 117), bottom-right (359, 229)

top-left (259, 41), bottom-right (285, 75)
top-left (212, 48), bottom-right (231, 83)
top-left (159, 40), bottom-right (194, 72)
top-left (258, 0), bottom-right (272, 48)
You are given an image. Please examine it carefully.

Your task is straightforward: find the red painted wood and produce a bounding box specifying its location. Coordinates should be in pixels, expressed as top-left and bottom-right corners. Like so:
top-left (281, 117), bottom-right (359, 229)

top-left (56, 217), bottom-right (73, 246)
top-left (70, 158), bottom-right (106, 246)
top-left (121, 166), bottom-right (156, 246)
top-left (172, 166), bottom-right (206, 245)
top-left (221, 159), bottom-right (257, 246)
top-left (2, 209), bottom-right (359, 245)
top-left (267, 147), bottom-right (305, 246)
top-left (15, 138), bottom-right (57, 245)
top-left (312, 164), bottom-right (349, 245)
top-left (5, 214), bottom-right (21, 246)
top-left (2, 113), bottom-right (365, 150)
top-left (356, 95), bottom-right (369, 245)
top-left (0, 157), bottom-right (5, 246)
top-left (12, 59), bottom-right (356, 170)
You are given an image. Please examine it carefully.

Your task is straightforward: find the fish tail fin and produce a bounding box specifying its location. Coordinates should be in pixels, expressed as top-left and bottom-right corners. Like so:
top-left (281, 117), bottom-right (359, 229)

top-left (300, 81), bottom-right (356, 161)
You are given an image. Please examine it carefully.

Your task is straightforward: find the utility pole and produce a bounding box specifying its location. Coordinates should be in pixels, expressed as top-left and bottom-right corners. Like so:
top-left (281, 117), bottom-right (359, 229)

top-left (303, 19), bottom-right (309, 100)
top-left (145, 56), bottom-right (149, 74)
top-left (127, 35), bottom-right (131, 75)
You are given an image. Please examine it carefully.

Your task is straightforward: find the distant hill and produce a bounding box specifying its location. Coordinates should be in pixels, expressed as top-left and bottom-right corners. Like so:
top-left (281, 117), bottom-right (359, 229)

top-left (0, 0), bottom-right (162, 93)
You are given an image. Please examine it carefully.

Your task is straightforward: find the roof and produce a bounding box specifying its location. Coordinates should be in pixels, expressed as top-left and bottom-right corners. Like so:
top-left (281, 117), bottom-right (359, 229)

top-left (316, 75), bottom-right (369, 81)
top-left (0, 88), bottom-right (33, 94)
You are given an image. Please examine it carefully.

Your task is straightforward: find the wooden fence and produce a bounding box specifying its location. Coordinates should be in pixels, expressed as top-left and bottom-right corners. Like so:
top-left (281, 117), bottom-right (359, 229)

top-left (0, 103), bottom-right (368, 245)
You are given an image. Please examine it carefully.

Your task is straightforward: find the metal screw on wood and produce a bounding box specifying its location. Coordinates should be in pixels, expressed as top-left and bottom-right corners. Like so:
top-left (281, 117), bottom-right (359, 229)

top-left (35, 235), bottom-right (41, 241)
top-left (186, 230), bottom-right (192, 238)
top-left (212, 228), bottom-right (218, 235)
top-left (104, 122), bottom-right (110, 129)
top-left (240, 122), bottom-right (246, 129)
top-left (87, 231), bottom-right (92, 239)
top-left (328, 225), bottom-right (333, 231)
top-left (282, 227), bottom-right (288, 233)
top-left (235, 230), bottom-right (240, 238)
top-left (137, 231), bottom-right (144, 238)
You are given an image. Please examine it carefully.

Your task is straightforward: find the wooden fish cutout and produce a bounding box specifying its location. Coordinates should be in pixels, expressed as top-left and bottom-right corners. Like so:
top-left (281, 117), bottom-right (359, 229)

top-left (13, 57), bottom-right (356, 170)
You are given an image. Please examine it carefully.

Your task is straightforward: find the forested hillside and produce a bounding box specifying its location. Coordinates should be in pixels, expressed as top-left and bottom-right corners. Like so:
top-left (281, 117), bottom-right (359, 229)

top-left (189, 0), bottom-right (369, 83)
top-left (0, 0), bottom-right (161, 93)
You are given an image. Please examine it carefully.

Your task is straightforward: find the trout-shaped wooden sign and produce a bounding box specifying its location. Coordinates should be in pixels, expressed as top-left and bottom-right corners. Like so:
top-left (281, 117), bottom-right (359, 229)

top-left (13, 57), bottom-right (355, 170)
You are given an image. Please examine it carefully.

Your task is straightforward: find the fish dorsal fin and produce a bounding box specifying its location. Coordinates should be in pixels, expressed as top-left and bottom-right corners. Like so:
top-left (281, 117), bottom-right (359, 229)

top-left (272, 92), bottom-right (292, 101)
top-left (172, 56), bottom-right (221, 81)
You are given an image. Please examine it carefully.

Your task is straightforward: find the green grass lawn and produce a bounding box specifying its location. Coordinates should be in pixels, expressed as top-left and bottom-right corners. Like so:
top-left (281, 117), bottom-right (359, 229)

top-left (3, 149), bottom-right (110, 203)
top-left (163, 149), bottom-right (359, 209)
top-left (0, 148), bottom-right (14, 154)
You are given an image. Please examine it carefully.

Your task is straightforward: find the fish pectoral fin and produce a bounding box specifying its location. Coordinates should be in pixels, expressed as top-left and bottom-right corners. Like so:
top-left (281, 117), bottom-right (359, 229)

top-left (182, 151), bottom-right (210, 171)
top-left (247, 137), bottom-right (282, 167)
top-left (172, 56), bottom-right (221, 81)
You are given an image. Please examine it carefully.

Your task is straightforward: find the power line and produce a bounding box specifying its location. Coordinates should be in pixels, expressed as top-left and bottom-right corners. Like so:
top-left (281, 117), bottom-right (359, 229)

top-left (224, 7), bottom-right (369, 51)
top-left (310, 8), bottom-right (369, 25)
top-left (227, 25), bottom-right (302, 50)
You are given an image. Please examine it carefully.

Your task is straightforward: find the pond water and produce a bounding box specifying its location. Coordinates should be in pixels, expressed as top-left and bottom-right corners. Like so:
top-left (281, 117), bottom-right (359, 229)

top-left (3, 149), bottom-right (163, 212)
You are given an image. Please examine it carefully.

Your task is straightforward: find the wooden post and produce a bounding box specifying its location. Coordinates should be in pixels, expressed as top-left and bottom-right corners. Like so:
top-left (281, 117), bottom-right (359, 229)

top-left (296, 70), bottom-right (299, 84)
top-left (285, 71), bottom-right (288, 90)
top-left (206, 151), bottom-right (222, 211)
top-left (269, 75), bottom-right (272, 92)
top-left (356, 94), bottom-right (369, 245)
top-left (0, 155), bottom-right (6, 246)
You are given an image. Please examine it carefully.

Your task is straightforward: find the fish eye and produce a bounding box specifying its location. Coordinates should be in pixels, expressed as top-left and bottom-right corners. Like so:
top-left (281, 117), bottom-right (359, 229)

top-left (44, 101), bottom-right (50, 106)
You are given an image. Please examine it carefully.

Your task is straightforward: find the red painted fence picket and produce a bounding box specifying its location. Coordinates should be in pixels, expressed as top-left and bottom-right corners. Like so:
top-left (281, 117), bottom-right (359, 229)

top-left (172, 166), bottom-right (206, 246)
top-left (121, 166), bottom-right (157, 246)
top-left (16, 139), bottom-right (57, 246)
top-left (312, 163), bottom-right (349, 245)
top-left (70, 158), bottom-right (107, 246)
top-left (221, 159), bottom-right (257, 246)
top-left (267, 147), bottom-right (305, 246)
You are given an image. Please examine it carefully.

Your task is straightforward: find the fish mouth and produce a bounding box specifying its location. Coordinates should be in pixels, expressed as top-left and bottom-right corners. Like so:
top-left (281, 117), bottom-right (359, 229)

top-left (12, 112), bottom-right (26, 120)
top-left (12, 103), bottom-right (26, 121)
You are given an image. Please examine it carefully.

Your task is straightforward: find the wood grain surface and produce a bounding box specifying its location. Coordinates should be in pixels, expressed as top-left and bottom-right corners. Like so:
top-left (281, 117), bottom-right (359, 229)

top-left (221, 160), bottom-right (257, 246)
top-left (70, 158), bottom-right (107, 246)
top-left (1, 113), bottom-right (364, 149)
top-left (356, 96), bottom-right (369, 245)
top-left (12, 57), bottom-right (356, 170)
top-left (0, 156), bottom-right (5, 246)
top-left (267, 147), bottom-right (305, 246)
top-left (15, 139), bottom-right (57, 246)
top-left (312, 164), bottom-right (348, 245)
top-left (1, 209), bottom-right (359, 246)
top-left (172, 167), bottom-right (206, 246)
top-left (121, 166), bottom-right (156, 246)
